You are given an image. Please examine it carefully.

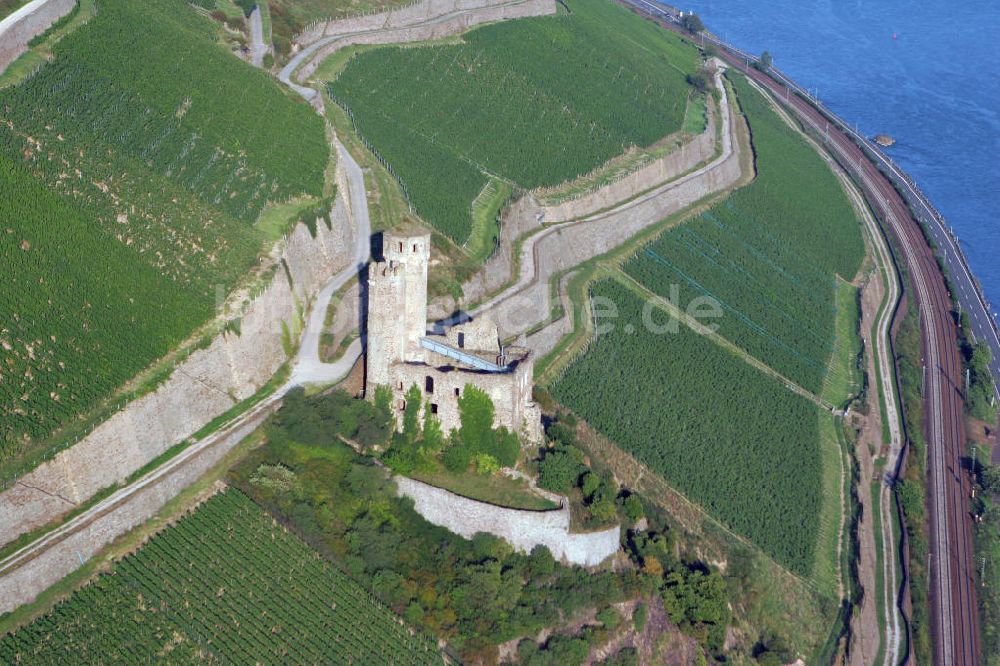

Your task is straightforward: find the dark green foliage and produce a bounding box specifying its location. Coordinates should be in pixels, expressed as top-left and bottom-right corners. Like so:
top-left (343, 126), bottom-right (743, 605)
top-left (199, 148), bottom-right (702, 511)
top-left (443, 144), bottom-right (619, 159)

top-left (273, 387), bottom-right (393, 452)
top-left (233, 0), bottom-right (255, 16)
top-left (230, 433), bottom-right (648, 660)
top-left (622, 494), bottom-right (645, 523)
top-left (753, 632), bottom-right (795, 665)
top-left (596, 647), bottom-right (639, 666)
top-left (457, 384), bottom-right (496, 449)
top-left (327, 0), bottom-right (700, 242)
top-left (681, 13), bottom-right (704, 33)
top-left (518, 633), bottom-right (591, 666)
top-left (403, 384), bottom-right (423, 444)
top-left (423, 402), bottom-right (445, 450)
top-left (661, 566), bottom-right (729, 653)
top-left (552, 280), bottom-right (823, 574)
top-left (625, 74), bottom-right (864, 394)
top-left (537, 447), bottom-right (585, 494)
top-left (958, 311), bottom-right (997, 421)
top-left (0, 0), bottom-right (327, 463)
top-left (0, 490), bottom-right (439, 664)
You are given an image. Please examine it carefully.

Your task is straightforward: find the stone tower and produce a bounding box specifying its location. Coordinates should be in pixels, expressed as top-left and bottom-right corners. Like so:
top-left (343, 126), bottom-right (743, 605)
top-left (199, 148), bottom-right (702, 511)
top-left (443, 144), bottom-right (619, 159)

top-left (365, 232), bottom-right (430, 395)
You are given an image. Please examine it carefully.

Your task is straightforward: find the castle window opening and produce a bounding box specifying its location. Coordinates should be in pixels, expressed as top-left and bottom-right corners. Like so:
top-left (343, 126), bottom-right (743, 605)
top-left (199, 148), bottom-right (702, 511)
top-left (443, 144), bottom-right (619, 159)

top-left (454, 387), bottom-right (460, 397)
top-left (398, 399), bottom-right (406, 411)
top-left (457, 332), bottom-right (465, 348)
top-left (398, 241), bottom-right (403, 252)
top-left (397, 381), bottom-right (403, 390)
top-left (431, 403), bottom-right (438, 414)
top-left (425, 376), bottom-right (434, 393)
top-left (412, 244), bottom-right (418, 252)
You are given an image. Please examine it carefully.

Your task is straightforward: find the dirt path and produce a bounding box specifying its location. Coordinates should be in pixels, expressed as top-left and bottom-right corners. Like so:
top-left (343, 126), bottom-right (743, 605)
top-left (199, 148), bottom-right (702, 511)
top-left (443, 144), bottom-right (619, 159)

top-left (248, 6), bottom-right (266, 68)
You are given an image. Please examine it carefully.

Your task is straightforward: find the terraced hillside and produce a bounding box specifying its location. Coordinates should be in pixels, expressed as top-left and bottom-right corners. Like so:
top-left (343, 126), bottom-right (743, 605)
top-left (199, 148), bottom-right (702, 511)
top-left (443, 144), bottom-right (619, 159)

top-left (327, 0), bottom-right (702, 242)
top-left (550, 74), bottom-right (865, 579)
top-left (0, 489), bottom-right (441, 664)
top-left (625, 75), bottom-right (865, 395)
top-left (0, 0), bottom-right (327, 470)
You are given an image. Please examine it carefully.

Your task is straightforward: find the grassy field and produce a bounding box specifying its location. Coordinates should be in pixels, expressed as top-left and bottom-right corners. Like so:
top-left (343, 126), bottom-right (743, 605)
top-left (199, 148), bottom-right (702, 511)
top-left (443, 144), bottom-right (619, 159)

top-left (409, 459), bottom-right (558, 511)
top-left (0, 489), bottom-right (440, 664)
top-left (0, 0), bottom-right (328, 475)
top-left (624, 74), bottom-right (864, 395)
top-left (551, 279), bottom-right (824, 575)
top-left (327, 0), bottom-right (700, 242)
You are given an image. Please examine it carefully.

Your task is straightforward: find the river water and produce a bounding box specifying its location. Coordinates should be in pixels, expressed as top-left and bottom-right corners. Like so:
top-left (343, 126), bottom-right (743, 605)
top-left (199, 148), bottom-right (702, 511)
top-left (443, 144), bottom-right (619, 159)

top-left (676, 0), bottom-right (1000, 314)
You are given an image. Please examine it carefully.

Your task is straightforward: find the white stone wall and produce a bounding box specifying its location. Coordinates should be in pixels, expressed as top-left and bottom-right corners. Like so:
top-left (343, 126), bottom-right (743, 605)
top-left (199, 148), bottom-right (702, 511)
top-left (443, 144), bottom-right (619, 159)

top-left (0, 0), bottom-right (76, 74)
top-left (394, 475), bottom-right (619, 567)
top-left (0, 191), bottom-right (353, 548)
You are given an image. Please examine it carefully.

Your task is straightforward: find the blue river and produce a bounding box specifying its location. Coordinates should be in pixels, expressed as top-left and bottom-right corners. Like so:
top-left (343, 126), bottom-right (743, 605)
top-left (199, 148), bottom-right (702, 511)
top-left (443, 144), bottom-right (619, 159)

top-left (676, 0), bottom-right (1000, 313)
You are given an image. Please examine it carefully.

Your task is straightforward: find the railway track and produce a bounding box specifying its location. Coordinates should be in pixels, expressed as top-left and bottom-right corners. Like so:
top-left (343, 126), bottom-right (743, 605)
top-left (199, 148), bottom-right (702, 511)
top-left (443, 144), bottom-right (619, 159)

top-left (727, 39), bottom-right (980, 666)
top-left (619, 1), bottom-right (981, 662)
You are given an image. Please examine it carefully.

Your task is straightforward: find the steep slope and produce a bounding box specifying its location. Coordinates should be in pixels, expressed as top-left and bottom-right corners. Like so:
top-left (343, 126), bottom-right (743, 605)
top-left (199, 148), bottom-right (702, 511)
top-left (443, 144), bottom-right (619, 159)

top-left (0, 0), bottom-right (327, 474)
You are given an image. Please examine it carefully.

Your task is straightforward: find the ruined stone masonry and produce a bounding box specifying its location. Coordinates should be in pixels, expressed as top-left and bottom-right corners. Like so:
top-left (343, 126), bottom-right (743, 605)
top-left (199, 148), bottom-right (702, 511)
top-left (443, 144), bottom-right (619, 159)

top-left (366, 233), bottom-right (542, 441)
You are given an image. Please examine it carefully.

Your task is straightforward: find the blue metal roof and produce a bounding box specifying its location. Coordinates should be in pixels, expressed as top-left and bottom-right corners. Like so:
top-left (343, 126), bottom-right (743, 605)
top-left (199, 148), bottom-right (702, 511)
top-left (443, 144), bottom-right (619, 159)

top-left (420, 337), bottom-right (507, 373)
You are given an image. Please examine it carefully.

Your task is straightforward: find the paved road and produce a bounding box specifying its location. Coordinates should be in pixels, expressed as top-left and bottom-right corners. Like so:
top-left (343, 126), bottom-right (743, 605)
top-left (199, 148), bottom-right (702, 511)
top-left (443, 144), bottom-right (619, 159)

top-left (248, 6), bottom-right (266, 68)
top-left (288, 137), bottom-right (371, 386)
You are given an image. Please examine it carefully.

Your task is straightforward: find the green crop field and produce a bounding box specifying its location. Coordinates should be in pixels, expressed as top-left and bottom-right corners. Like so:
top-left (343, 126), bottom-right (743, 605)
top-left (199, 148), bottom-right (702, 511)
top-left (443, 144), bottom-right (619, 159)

top-left (624, 74), bottom-right (864, 395)
top-left (0, 489), bottom-right (441, 664)
top-left (0, 0), bottom-right (327, 469)
top-left (327, 0), bottom-right (701, 242)
top-left (551, 280), bottom-right (823, 575)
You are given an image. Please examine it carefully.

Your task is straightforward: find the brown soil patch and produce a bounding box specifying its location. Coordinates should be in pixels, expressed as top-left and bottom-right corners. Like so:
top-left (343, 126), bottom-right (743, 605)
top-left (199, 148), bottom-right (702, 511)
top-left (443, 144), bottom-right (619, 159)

top-left (847, 268), bottom-right (886, 666)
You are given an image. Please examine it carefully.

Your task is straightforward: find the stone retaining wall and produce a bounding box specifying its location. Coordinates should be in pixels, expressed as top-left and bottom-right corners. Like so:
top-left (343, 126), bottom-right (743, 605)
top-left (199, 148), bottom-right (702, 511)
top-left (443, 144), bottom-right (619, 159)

top-left (296, 0), bottom-right (554, 81)
top-left (394, 475), bottom-right (620, 567)
top-left (0, 401), bottom-right (280, 615)
top-left (456, 95), bottom-right (719, 311)
top-left (0, 0), bottom-right (76, 74)
top-left (541, 112), bottom-right (716, 223)
top-left (0, 189), bottom-right (354, 549)
top-left (296, 0), bottom-right (516, 46)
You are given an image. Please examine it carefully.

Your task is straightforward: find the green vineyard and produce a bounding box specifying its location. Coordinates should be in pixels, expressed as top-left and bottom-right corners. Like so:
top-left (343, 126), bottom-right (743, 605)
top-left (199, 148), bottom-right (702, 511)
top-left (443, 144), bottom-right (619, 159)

top-left (0, 489), bottom-right (441, 664)
top-left (624, 74), bottom-right (865, 394)
top-left (551, 280), bottom-right (824, 575)
top-left (0, 0), bottom-right (328, 466)
top-left (327, 0), bottom-right (701, 242)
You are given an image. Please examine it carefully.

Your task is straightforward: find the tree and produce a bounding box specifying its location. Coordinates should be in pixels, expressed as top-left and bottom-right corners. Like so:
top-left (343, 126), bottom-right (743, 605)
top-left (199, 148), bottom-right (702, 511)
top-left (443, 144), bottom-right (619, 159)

top-left (402, 384), bottom-right (422, 445)
top-left (527, 545), bottom-right (555, 578)
top-left (982, 466), bottom-right (1000, 495)
top-left (686, 68), bottom-right (711, 94)
top-left (494, 427), bottom-right (521, 468)
top-left (622, 494), bottom-right (644, 523)
top-left (537, 449), bottom-right (583, 494)
top-left (681, 13), bottom-right (704, 34)
top-left (458, 384), bottom-right (496, 452)
top-left (759, 51), bottom-right (773, 70)
top-left (423, 402), bottom-right (445, 450)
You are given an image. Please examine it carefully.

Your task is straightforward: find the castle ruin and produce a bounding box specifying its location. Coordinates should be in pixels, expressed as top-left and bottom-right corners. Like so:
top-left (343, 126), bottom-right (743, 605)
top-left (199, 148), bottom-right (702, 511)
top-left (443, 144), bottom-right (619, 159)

top-left (365, 233), bottom-right (542, 441)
